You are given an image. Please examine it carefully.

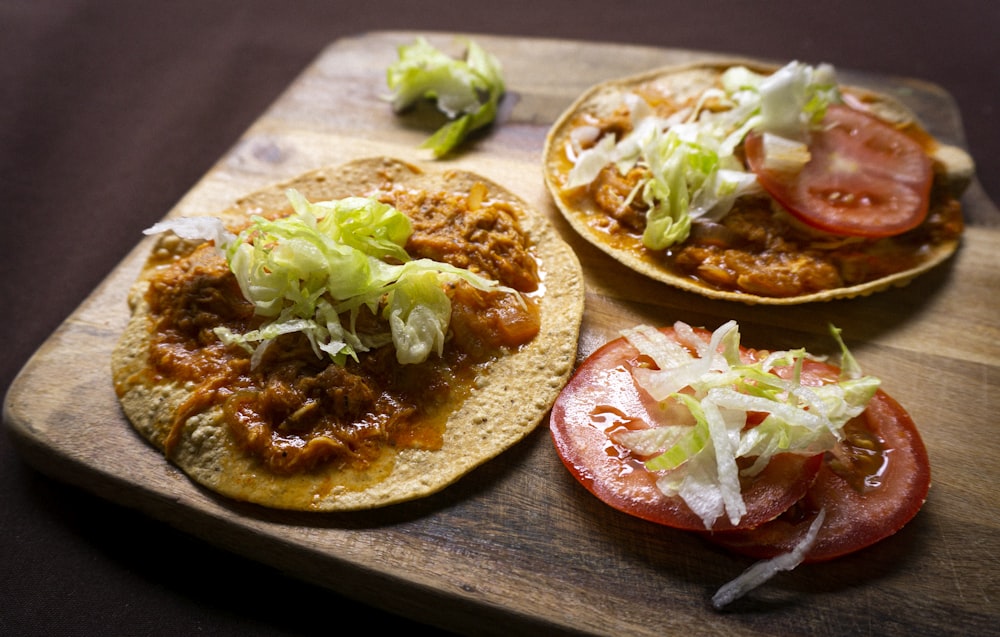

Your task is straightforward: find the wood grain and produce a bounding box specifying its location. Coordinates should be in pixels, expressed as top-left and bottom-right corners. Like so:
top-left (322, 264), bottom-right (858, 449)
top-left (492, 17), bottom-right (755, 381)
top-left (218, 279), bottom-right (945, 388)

top-left (5, 32), bottom-right (999, 636)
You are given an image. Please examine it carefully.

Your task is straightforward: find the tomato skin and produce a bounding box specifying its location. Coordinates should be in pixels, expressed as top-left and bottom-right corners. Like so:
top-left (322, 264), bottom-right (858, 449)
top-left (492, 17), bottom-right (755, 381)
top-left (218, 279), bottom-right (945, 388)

top-left (746, 105), bottom-right (933, 238)
top-left (549, 326), bottom-right (822, 532)
top-left (704, 388), bottom-right (931, 563)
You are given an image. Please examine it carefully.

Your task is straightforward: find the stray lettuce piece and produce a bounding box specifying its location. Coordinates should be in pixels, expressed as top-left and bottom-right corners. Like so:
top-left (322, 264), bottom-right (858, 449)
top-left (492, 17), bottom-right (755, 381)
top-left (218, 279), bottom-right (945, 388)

top-left (386, 36), bottom-right (505, 157)
top-left (711, 508), bottom-right (827, 608)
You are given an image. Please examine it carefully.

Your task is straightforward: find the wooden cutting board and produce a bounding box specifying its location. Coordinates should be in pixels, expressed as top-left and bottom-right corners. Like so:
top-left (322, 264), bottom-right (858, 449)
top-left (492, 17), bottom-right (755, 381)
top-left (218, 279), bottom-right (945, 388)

top-left (6, 31), bottom-right (999, 636)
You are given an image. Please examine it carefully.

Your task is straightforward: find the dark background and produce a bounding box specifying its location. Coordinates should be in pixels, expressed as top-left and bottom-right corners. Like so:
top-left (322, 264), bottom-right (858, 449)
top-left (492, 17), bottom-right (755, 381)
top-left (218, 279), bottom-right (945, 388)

top-left (3, 1), bottom-right (997, 635)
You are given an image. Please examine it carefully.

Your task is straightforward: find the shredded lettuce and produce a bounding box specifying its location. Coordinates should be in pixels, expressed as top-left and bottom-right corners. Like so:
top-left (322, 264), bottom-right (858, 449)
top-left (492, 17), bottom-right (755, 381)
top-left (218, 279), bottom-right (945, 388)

top-left (618, 321), bottom-right (878, 530)
top-left (711, 508), bottom-right (827, 608)
top-left (565, 61), bottom-right (842, 249)
top-left (828, 323), bottom-right (863, 381)
top-left (144, 190), bottom-right (514, 367)
top-left (724, 62), bottom-right (840, 141)
top-left (386, 36), bottom-right (505, 157)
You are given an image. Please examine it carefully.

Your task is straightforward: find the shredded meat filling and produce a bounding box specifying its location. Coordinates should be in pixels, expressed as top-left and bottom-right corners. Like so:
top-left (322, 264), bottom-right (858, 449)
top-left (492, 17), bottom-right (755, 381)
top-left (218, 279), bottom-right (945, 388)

top-left (591, 165), bottom-right (647, 233)
top-left (576, 163), bottom-right (963, 298)
top-left (665, 195), bottom-right (962, 297)
top-left (388, 185), bottom-right (539, 293)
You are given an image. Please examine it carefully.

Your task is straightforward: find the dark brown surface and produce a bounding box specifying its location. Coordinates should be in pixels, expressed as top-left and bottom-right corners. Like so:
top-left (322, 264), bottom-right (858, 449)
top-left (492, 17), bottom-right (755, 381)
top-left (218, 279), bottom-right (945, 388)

top-left (3, 3), bottom-right (999, 636)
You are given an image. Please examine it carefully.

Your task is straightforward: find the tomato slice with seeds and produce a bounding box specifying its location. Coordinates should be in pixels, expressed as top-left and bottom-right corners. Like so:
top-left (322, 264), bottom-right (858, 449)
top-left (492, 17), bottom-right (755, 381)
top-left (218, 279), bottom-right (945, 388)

top-left (704, 384), bottom-right (931, 563)
top-left (549, 326), bottom-right (822, 532)
top-left (745, 104), bottom-right (933, 238)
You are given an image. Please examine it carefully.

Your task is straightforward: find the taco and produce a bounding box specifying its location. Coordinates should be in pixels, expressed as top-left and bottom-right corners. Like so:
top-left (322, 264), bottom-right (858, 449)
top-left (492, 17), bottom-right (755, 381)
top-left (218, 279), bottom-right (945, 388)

top-left (112, 157), bottom-right (585, 511)
top-left (543, 60), bottom-right (974, 304)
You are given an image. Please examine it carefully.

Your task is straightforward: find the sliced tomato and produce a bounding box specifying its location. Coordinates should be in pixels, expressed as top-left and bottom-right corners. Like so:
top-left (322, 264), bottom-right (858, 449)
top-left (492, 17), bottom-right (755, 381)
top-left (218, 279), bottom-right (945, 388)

top-left (745, 104), bottom-right (933, 238)
top-left (549, 326), bottom-right (823, 532)
top-left (704, 385), bottom-right (931, 563)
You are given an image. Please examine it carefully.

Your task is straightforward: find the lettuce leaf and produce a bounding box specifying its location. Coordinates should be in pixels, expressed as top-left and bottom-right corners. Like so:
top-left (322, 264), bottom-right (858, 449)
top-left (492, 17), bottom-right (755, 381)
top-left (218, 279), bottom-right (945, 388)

top-left (386, 37), bottom-right (505, 157)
